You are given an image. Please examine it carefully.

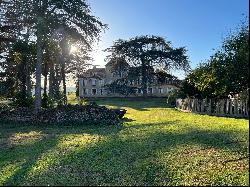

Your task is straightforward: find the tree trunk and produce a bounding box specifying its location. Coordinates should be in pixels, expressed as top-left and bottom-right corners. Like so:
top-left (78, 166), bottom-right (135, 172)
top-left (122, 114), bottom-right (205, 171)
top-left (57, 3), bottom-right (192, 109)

top-left (20, 32), bottom-right (30, 105)
top-left (20, 54), bottom-right (27, 99)
top-left (34, 16), bottom-right (43, 108)
top-left (44, 61), bottom-right (48, 96)
top-left (55, 64), bottom-right (61, 98)
top-left (141, 58), bottom-right (147, 97)
top-left (61, 59), bottom-right (67, 104)
top-left (60, 38), bottom-right (68, 105)
top-left (26, 71), bottom-right (32, 97)
top-left (48, 63), bottom-right (54, 97)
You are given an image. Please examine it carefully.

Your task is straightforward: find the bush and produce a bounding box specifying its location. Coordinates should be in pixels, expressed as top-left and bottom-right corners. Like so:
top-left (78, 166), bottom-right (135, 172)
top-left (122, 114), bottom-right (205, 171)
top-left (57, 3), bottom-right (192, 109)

top-left (166, 90), bottom-right (179, 106)
top-left (78, 97), bottom-right (89, 105)
top-left (12, 92), bottom-right (34, 107)
top-left (0, 102), bottom-right (14, 115)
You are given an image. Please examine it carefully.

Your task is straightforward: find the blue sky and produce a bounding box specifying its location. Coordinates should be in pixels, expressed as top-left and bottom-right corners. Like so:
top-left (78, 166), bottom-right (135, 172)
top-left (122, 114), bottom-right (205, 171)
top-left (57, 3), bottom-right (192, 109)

top-left (87, 0), bottom-right (249, 79)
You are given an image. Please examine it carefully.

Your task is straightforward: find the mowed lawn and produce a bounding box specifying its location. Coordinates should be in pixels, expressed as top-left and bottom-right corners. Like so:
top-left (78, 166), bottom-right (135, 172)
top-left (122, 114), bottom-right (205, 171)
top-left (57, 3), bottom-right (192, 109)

top-left (0, 98), bottom-right (249, 186)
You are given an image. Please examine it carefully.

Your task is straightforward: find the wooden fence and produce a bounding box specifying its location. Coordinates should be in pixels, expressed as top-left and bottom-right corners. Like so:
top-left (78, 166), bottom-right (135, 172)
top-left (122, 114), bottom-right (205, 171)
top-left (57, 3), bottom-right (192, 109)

top-left (176, 98), bottom-right (249, 118)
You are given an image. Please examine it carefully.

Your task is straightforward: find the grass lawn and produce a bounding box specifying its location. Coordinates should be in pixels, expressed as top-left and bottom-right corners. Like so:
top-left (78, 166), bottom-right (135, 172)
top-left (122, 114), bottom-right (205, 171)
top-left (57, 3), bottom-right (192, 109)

top-left (0, 97), bottom-right (249, 186)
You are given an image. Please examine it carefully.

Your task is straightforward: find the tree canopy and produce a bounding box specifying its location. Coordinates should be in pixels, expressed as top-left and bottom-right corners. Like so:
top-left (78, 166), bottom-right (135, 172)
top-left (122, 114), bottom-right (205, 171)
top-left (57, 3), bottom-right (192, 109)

top-left (105, 35), bottom-right (190, 96)
top-left (179, 19), bottom-right (249, 99)
top-left (0, 0), bottom-right (107, 107)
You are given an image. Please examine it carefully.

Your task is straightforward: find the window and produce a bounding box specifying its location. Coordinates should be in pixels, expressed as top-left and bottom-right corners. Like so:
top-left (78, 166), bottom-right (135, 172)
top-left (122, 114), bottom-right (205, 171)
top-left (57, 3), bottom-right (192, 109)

top-left (92, 89), bottom-right (97, 95)
top-left (100, 89), bottom-right (103, 95)
top-left (158, 88), bottom-right (163, 94)
top-left (83, 89), bottom-right (86, 94)
top-left (92, 79), bottom-right (97, 86)
top-left (100, 80), bottom-right (104, 86)
top-left (148, 88), bottom-right (153, 94)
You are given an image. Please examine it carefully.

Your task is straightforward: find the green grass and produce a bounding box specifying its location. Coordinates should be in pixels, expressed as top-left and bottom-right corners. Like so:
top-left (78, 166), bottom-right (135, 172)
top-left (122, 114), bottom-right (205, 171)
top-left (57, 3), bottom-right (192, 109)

top-left (0, 97), bottom-right (249, 186)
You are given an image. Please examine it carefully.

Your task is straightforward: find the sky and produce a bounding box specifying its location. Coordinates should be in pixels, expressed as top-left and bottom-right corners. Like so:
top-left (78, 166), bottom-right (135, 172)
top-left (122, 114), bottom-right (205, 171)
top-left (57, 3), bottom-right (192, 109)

top-left (86, 0), bottom-right (249, 79)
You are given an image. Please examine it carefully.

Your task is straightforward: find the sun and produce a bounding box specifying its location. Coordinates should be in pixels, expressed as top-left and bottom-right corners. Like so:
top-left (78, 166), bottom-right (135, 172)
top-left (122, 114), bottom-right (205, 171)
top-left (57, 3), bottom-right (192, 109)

top-left (70, 45), bottom-right (78, 54)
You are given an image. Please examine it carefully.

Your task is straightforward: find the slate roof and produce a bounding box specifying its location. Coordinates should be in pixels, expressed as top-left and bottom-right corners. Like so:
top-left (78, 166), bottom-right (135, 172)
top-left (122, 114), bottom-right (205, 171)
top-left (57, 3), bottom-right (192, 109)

top-left (78, 68), bottom-right (106, 79)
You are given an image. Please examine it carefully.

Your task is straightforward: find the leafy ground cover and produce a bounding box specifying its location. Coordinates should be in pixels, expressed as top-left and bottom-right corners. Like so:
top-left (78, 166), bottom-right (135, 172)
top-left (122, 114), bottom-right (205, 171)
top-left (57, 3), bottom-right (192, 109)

top-left (0, 97), bottom-right (248, 186)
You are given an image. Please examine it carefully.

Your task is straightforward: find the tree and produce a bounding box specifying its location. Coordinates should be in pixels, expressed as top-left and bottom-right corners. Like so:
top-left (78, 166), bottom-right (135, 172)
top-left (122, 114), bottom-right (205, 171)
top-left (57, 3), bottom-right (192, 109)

top-left (105, 35), bottom-right (190, 96)
top-left (5, 0), bottom-right (107, 108)
top-left (106, 57), bottom-right (129, 78)
top-left (104, 78), bottom-right (137, 96)
top-left (182, 19), bottom-right (249, 98)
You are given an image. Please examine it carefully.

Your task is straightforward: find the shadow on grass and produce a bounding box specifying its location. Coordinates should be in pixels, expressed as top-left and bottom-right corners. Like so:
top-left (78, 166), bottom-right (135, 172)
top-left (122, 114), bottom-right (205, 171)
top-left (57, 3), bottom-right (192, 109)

top-left (0, 119), bottom-right (248, 185)
top-left (88, 97), bottom-right (172, 111)
top-left (175, 108), bottom-right (249, 120)
top-left (122, 117), bottom-right (136, 123)
top-left (1, 137), bottom-right (59, 186)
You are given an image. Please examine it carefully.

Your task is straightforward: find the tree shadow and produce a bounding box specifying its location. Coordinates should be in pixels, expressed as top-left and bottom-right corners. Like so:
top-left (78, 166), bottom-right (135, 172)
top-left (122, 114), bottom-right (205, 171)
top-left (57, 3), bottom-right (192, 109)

top-left (122, 117), bottom-right (136, 123)
top-left (0, 120), bottom-right (248, 185)
top-left (48, 125), bottom-right (248, 185)
top-left (1, 135), bottom-right (59, 185)
top-left (176, 109), bottom-right (249, 120)
top-left (88, 97), bottom-right (172, 111)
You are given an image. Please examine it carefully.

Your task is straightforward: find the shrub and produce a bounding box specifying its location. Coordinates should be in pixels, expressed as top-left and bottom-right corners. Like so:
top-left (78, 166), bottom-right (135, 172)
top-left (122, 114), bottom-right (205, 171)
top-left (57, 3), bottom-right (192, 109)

top-left (0, 102), bottom-right (13, 115)
top-left (167, 90), bottom-right (178, 106)
top-left (78, 97), bottom-right (89, 105)
top-left (12, 92), bottom-right (34, 107)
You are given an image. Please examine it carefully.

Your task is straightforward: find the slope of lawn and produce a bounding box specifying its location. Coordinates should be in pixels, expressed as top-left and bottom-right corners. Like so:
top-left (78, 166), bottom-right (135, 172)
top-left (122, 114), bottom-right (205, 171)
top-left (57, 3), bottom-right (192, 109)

top-left (0, 97), bottom-right (249, 186)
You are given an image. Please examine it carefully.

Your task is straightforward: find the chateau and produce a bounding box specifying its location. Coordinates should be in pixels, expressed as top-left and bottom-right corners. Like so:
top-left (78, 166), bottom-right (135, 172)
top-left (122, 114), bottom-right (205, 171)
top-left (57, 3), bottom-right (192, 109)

top-left (78, 61), bottom-right (181, 98)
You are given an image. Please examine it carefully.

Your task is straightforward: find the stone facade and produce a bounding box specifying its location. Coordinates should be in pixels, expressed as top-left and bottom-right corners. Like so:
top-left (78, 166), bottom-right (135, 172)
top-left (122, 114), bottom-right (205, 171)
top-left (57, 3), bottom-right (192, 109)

top-left (78, 62), bottom-right (181, 98)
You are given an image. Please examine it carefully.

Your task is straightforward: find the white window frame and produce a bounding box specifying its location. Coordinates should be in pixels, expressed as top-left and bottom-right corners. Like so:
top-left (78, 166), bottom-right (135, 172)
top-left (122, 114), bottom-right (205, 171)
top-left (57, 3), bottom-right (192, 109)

top-left (92, 79), bottom-right (97, 86)
top-left (158, 88), bottom-right (163, 94)
top-left (147, 88), bottom-right (153, 94)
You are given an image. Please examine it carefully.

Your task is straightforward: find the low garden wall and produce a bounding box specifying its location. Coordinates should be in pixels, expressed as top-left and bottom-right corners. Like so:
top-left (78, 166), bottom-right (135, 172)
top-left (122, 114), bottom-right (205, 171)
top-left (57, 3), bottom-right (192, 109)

top-left (176, 98), bottom-right (249, 118)
top-left (0, 103), bottom-right (126, 125)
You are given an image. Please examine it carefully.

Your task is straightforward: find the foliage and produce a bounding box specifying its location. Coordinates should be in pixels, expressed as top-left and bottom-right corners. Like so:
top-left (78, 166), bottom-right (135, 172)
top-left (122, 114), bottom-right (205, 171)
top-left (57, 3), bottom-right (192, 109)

top-left (155, 70), bottom-right (178, 84)
top-left (106, 57), bottom-right (130, 77)
top-left (78, 97), bottom-right (89, 105)
top-left (166, 90), bottom-right (179, 106)
top-left (0, 0), bottom-right (107, 108)
top-left (105, 35), bottom-right (190, 96)
top-left (11, 92), bottom-right (34, 107)
top-left (0, 102), bottom-right (13, 115)
top-left (104, 78), bottom-right (137, 96)
top-left (41, 93), bottom-right (58, 109)
top-left (181, 19), bottom-right (249, 98)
